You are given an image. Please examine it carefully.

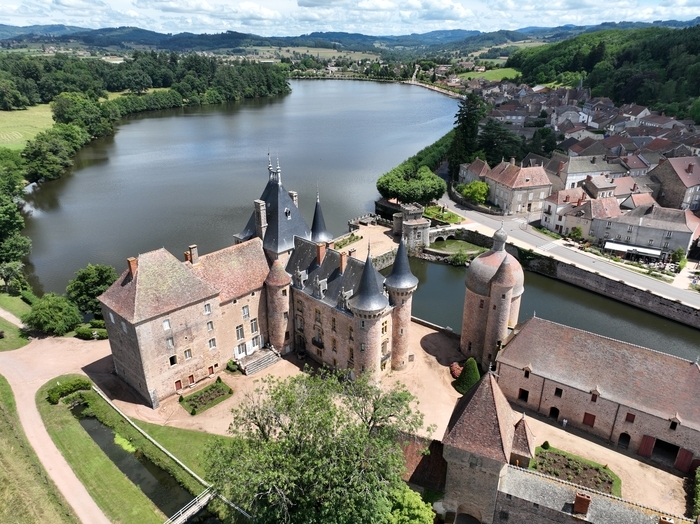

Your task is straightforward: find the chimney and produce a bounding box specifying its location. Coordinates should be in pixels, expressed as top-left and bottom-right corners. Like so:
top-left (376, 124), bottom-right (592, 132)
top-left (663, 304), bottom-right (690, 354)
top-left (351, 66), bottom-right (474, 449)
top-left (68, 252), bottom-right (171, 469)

top-left (577, 198), bottom-right (583, 206)
top-left (591, 156), bottom-right (596, 163)
top-left (254, 199), bottom-right (268, 240)
top-left (127, 257), bottom-right (138, 278)
top-left (184, 251), bottom-right (191, 262)
top-left (510, 157), bottom-right (515, 165)
top-left (586, 175), bottom-right (592, 181)
top-left (659, 158), bottom-right (666, 165)
top-left (564, 195), bottom-right (570, 202)
top-left (658, 518), bottom-right (674, 524)
top-left (189, 245), bottom-right (199, 265)
top-left (316, 242), bottom-right (326, 266)
top-left (339, 251), bottom-right (347, 274)
top-left (632, 183), bottom-right (638, 192)
top-left (688, 163), bottom-right (695, 174)
top-left (327, 241), bottom-right (334, 250)
top-left (558, 161), bottom-right (565, 174)
top-left (288, 190), bottom-right (299, 208)
top-left (574, 492), bottom-right (591, 515)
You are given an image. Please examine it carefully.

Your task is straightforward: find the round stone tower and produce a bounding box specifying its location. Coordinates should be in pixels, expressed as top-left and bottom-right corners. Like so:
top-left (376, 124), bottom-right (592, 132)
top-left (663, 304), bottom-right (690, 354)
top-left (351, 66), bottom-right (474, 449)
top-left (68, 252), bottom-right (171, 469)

top-left (265, 259), bottom-right (291, 353)
top-left (460, 227), bottom-right (524, 371)
top-left (384, 238), bottom-right (418, 371)
top-left (348, 252), bottom-right (389, 384)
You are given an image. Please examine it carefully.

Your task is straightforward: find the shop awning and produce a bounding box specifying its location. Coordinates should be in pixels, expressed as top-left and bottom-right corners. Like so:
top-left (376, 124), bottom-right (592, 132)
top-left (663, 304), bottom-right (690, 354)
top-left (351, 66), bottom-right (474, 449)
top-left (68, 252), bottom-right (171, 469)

top-left (604, 241), bottom-right (662, 257)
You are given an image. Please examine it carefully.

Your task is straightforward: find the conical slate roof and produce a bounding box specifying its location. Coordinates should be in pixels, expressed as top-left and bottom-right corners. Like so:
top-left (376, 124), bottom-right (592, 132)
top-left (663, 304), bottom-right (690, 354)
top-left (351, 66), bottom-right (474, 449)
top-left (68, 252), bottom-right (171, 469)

top-left (311, 192), bottom-right (333, 243)
top-left (348, 253), bottom-right (389, 313)
top-left (265, 259), bottom-right (291, 287)
top-left (385, 238), bottom-right (418, 291)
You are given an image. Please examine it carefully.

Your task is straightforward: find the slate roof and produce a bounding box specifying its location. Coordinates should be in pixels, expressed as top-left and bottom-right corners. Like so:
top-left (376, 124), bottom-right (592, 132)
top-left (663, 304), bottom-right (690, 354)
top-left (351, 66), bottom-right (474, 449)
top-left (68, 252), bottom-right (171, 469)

top-left (310, 193), bottom-right (333, 243)
top-left (190, 238), bottom-right (270, 303)
top-left (285, 237), bottom-right (381, 311)
top-left (498, 317), bottom-right (700, 430)
top-left (348, 252), bottom-right (390, 313)
top-left (443, 374), bottom-right (515, 463)
top-left (100, 249), bottom-right (219, 324)
top-left (385, 239), bottom-right (418, 291)
top-left (500, 467), bottom-right (691, 524)
top-left (235, 160), bottom-right (311, 255)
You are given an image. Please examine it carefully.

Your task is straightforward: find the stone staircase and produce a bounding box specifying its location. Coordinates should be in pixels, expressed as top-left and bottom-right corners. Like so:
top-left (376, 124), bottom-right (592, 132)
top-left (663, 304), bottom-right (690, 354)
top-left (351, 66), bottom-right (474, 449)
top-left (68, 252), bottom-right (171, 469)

top-left (239, 348), bottom-right (281, 376)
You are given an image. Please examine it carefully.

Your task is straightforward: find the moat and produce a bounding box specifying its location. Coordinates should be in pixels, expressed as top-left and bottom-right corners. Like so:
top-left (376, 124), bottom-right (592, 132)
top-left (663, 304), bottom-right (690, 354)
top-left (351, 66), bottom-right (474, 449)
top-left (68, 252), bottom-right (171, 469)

top-left (21, 80), bottom-right (700, 360)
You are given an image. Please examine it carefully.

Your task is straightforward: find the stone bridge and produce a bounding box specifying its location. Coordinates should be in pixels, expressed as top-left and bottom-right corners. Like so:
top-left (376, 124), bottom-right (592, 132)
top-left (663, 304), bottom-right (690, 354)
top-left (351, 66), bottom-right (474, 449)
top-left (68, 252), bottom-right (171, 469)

top-left (428, 225), bottom-right (471, 245)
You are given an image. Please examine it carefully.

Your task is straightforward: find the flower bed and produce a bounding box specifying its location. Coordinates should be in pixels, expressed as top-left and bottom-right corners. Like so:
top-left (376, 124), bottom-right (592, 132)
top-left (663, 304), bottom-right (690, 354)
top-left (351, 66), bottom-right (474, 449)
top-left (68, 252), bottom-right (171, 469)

top-left (449, 362), bottom-right (463, 379)
top-left (530, 447), bottom-right (621, 496)
top-left (179, 378), bottom-right (233, 415)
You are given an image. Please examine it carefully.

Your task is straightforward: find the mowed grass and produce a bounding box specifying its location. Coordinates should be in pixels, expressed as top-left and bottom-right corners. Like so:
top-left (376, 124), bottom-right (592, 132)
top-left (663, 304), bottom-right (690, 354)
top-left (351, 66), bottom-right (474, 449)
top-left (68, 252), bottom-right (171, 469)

top-left (0, 104), bottom-right (54, 149)
top-left (0, 292), bottom-right (31, 319)
top-left (0, 316), bottom-right (29, 351)
top-left (460, 67), bottom-right (520, 81)
top-left (0, 374), bottom-right (79, 523)
top-left (36, 374), bottom-right (165, 524)
top-left (251, 45), bottom-right (378, 61)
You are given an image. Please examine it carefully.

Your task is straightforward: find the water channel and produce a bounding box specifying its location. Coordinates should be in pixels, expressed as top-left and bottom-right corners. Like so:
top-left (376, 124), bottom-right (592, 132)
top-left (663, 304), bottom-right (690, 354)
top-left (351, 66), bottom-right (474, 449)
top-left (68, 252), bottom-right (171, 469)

top-left (21, 80), bottom-right (700, 359)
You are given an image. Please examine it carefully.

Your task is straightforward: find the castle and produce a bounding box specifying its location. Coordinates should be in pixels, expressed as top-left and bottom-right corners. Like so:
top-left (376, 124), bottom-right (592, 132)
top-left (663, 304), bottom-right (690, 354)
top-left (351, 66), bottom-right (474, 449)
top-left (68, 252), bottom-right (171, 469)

top-left (99, 158), bottom-right (418, 407)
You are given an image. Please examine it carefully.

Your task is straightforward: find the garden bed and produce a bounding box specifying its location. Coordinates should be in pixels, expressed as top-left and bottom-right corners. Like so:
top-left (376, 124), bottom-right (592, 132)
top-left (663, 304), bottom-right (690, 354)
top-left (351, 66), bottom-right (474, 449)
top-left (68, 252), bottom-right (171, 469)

top-left (179, 378), bottom-right (233, 415)
top-left (530, 446), bottom-right (621, 496)
top-left (423, 205), bottom-right (462, 224)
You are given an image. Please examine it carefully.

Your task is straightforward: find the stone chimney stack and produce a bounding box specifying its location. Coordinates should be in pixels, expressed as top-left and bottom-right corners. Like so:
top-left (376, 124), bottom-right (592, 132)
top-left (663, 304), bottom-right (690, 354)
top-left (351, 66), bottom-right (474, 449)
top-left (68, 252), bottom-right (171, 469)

top-left (658, 517), bottom-right (674, 524)
top-left (687, 162), bottom-right (695, 174)
top-left (254, 199), bottom-right (268, 240)
top-left (184, 251), bottom-right (191, 262)
top-left (340, 251), bottom-right (347, 274)
top-left (288, 190), bottom-right (299, 208)
top-left (316, 242), bottom-right (326, 266)
top-left (127, 257), bottom-right (138, 278)
top-left (189, 245), bottom-right (199, 265)
top-left (574, 492), bottom-right (591, 516)
top-left (510, 157), bottom-right (515, 165)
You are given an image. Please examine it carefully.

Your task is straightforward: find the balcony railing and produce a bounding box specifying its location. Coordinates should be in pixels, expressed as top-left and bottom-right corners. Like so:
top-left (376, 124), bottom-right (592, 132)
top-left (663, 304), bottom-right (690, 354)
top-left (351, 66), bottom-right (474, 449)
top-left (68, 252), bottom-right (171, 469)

top-left (312, 338), bottom-right (324, 349)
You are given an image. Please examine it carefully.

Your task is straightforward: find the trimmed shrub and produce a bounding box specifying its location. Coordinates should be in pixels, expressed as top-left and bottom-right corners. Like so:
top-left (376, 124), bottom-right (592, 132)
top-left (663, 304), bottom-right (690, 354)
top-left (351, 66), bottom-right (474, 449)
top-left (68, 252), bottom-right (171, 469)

top-left (89, 319), bottom-right (106, 328)
top-left (454, 357), bottom-right (480, 394)
top-left (47, 377), bottom-right (91, 404)
top-left (74, 327), bottom-right (108, 340)
top-left (542, 440), bottom-right (551, 450)
top-left (227, 360), bottom-right (239, 372)
top-left (216, 376), bottom-right (222, 384)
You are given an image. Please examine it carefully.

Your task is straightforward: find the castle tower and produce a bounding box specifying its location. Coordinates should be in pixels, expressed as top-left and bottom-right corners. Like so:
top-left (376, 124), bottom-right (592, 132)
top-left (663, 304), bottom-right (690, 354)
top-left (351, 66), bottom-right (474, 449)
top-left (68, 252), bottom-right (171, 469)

top-left (461, 228), bottom-right (523, 371)
top-left (384, 238), bottom-right (418, 371)
top-left (265, 259), bottom-right (291, 354)
top-left (348, 252), bottom-right (390, 384)
top-left (310, 191), bottom-right (333, 243)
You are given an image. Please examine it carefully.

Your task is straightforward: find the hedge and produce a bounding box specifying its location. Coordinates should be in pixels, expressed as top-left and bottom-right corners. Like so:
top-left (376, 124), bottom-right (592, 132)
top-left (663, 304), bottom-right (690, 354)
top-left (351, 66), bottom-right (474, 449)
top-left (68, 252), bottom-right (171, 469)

top-left (693, 466), bottom-right (700, 519)
top-left (47, 377), bottom-right (92, 404)
top-left (74, 327), bottom-right (108, 340)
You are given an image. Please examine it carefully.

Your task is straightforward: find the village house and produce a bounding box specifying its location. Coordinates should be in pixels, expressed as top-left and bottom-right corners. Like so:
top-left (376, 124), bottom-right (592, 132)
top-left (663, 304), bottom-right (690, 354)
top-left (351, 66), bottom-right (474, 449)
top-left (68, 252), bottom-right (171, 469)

top-left (648, 156), bottom-right (700, 210)
top-left (560, 196), bottom-right (622, 238)
top-left (481, 159), bottom-right (551, 214)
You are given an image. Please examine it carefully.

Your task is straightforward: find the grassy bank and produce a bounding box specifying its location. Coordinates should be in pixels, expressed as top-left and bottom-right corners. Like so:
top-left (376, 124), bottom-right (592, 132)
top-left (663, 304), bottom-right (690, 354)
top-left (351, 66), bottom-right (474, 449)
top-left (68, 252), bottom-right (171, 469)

top-left (0, 374), bottom-right (79, 523)
top-left (0, 104), bottom-right (54, 149)
top-left (36, 374), bottom-right (165, 524)
top-left (460, 67), bottom-right (519, 81)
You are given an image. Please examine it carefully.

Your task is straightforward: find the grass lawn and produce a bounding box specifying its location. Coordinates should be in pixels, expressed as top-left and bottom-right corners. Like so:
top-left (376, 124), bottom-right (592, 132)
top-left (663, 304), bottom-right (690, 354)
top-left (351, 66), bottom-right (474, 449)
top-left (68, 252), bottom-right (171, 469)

top-left (0, 374), bottom-right (79, 523)
top-left (423, 205), bottom-right (462, 224)
top-left (133, 419), bottom-right (231, 479)
top-left (0, 293), bottom-right (31, 318)
top-left (459, 67), bottom-right (519, 82)
top-left (0, 104), bottom-right (54, 149)
top-left (0, 316), bottom-right (29, 351)
top-left (105, 87), bottom-right (171, 100)
top-left (530, 446), bottom-right (621, 497)
top-left (36, 374), bottom-right (166, 524)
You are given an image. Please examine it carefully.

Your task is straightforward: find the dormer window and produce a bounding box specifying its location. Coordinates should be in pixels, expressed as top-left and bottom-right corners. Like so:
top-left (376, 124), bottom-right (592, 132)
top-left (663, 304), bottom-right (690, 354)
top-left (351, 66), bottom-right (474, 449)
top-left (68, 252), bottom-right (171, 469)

top-left (285, 208), bottom-right (291, 219)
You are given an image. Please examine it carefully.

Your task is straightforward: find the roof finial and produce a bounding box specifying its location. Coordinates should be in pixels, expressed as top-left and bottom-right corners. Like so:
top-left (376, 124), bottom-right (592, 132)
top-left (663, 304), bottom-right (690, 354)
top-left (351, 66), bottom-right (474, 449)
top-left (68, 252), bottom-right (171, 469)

top-left (276, 155), bottom-right (282, 185)
top-left (316, 181), bottom-right (320, 203)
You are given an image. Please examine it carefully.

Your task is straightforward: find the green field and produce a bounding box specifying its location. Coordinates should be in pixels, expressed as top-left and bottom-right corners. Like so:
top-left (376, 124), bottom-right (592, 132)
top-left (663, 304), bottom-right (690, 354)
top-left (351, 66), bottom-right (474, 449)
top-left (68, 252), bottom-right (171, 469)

top-left (459, 67), bottom-right (519, 81)
top-left (250, 45), bottom-right (378, 61)
top-left (0, 104), bottom-right (54, 149)
top-left (36, 375), bottom-right (165, 524)
top-left (0, 374), bottom-right (79, 523)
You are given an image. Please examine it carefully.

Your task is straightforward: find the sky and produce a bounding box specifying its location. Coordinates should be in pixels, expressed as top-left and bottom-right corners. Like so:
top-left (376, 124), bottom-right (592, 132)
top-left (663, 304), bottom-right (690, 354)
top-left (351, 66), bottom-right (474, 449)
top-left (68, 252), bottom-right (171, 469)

top-left (1, 0), bottom-right (699, 37)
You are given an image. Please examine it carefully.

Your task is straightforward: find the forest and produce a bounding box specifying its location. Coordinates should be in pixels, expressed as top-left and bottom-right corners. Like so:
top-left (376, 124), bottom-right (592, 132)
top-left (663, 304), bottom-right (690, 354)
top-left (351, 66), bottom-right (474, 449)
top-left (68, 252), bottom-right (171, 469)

top-left (507, 25), bottom-right (700, 118)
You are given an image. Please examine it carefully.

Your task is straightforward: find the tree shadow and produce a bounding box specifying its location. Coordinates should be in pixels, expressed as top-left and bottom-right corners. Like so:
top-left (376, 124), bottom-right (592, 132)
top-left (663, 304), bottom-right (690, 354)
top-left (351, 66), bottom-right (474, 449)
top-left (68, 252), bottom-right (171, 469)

top-left (419, 330), bottom-right (462, 366)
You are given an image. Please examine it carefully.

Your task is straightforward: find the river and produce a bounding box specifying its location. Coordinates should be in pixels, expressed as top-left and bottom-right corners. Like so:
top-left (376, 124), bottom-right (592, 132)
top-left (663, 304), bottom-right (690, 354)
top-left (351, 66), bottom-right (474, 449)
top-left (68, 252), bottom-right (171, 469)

top-left (21, 80), bottom-right (700, 359)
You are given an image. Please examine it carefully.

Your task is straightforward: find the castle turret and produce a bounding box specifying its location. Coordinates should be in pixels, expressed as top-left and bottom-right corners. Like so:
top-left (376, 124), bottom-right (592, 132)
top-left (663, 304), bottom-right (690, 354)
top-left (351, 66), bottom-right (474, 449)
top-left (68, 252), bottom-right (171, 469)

top-left (348, 252), bottom-right (389, 383)
top-left (461, 227), bottom-right (523, 370)
top-left (311, 191), bottom-right (333, 243)
top-left (265, 259), bottom-right (291, 353)
top-left (384, 239), bottom-right (418, 371)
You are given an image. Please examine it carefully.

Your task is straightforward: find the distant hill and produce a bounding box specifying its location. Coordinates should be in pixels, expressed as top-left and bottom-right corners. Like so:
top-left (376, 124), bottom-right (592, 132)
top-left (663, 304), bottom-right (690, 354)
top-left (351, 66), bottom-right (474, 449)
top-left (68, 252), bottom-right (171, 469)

top-left (0, 23), bottom-right (87, 39)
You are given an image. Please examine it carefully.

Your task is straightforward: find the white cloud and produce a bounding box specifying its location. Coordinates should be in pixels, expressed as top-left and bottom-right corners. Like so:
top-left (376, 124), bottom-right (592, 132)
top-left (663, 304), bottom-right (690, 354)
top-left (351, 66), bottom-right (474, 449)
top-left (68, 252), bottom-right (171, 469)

top-left (133, 0), bottom-right (216, 14)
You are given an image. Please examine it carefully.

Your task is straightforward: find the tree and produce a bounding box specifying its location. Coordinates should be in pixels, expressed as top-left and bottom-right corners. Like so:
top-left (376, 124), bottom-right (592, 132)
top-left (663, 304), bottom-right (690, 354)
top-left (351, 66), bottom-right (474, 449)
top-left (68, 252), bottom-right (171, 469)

top-left (460, 180), bottom-right (489, 205)
top-left (569, 226), bottom-right (583, 240)
top-left (454, 357), bottom-right (480, 394)
top-left (477, 119), bottom-right (523, 166)
top-left (0, 261), bottom-right (24, 294)
top-left (0, 194), bottom-right (24, 240)
top-left (124, 69), bottom-right (153, 95)
top-left (671, 247), bottom-right (686, 263)
top-left (0, 232), bottom-right (31, 264)
top-left (21, 293), bottom-right (82, 336)
top-left (376, 165), bottom-right (446, 205)
top-left (388, 483), bottom-right (434, 524)
top-left (447, 93), bottom-right (486, 179)
top-left (205, 369), bottom-right (429, 524)
top-left (51, 92), bottom-right (112, 137)
top-left (66, 263), bottom-right (118, 317)
top-left (0, 147), bottom-right (27, 197)
top-left (0, 79), bottom-right (29, 110)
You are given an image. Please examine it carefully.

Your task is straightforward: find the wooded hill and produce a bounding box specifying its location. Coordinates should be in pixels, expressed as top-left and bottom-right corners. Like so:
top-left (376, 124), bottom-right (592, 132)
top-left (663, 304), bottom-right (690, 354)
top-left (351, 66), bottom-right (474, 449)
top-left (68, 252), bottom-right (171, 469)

top-left (507, 24), bottom-right (700, 117)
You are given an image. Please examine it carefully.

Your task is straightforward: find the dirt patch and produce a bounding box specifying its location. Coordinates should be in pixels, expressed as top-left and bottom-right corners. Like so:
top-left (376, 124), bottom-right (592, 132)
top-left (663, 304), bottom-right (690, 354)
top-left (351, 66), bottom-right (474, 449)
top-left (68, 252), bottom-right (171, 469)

top-left (533, 449), bottom-right (618, 495)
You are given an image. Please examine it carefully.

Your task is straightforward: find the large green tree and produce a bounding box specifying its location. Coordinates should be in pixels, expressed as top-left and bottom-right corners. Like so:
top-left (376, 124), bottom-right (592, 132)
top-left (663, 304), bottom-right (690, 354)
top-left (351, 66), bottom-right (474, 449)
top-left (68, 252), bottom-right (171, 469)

top-left (376, 165), bottom-right (446, 205)
top-left (206, 369), bottom-right (429, 524)
top-left (447, 93), bottom-right (486, 179)
top-left (460, 180), bottom-right (489, 205)
top-left (21, 293), bottom-right (82, 336)
top-left (66, 264), bottom-right (118, 317)
top-left (477, 119), bottom-right (523, 166)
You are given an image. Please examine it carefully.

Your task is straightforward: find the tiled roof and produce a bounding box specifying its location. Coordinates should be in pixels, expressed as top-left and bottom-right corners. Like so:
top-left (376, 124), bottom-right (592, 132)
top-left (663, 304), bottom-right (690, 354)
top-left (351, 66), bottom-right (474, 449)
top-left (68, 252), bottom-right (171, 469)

top-left (511, 415), bottom-right (535, 460)
top-left (562, 197), bottom-right (621, 220)
top-left (99, 249), bottom-right (218, 324)
top-left (500, 467), bottom-right (691, 524)
top-left (487, 162), bottom-right (550, 189)
top-left (545, 187), bottom-right (585, 205)
top-left (466, 158), bottom-right (491, 178)
top-left (190, 238), bottom-right (270, 303)
top-left (443, 374), bottom-right (515, 463)
top-left (498, 317), bottom-right (700, 430)
top-left (664, 156), bottom-right (700, 188)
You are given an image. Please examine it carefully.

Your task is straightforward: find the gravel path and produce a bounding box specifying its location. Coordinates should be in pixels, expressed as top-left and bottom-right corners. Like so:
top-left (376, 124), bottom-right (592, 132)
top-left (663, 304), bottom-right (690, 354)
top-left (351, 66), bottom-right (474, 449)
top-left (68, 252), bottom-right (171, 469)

top-left (0, 337), bottom-right (112, 524)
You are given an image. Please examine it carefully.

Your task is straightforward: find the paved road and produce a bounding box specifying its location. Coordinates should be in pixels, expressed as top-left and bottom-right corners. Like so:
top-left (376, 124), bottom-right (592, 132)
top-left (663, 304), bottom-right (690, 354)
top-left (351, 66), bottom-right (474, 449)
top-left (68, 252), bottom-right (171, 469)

top-left (438, 195), bottom-right (700, 309)
top-left (0, 338), bottom-right (111, 524)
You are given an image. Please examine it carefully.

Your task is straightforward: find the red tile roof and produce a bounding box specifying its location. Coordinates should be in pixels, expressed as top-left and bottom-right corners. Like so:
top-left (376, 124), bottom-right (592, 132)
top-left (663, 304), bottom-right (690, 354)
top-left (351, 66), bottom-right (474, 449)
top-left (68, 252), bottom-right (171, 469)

top-left (487, 162), bottom-right (551, 189)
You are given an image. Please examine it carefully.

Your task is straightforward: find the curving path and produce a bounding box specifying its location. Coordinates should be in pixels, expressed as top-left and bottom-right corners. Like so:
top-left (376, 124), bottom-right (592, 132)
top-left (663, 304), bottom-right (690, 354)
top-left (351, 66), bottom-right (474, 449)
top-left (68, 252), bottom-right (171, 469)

top-left (0, 336), bottom-right (112, 524)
